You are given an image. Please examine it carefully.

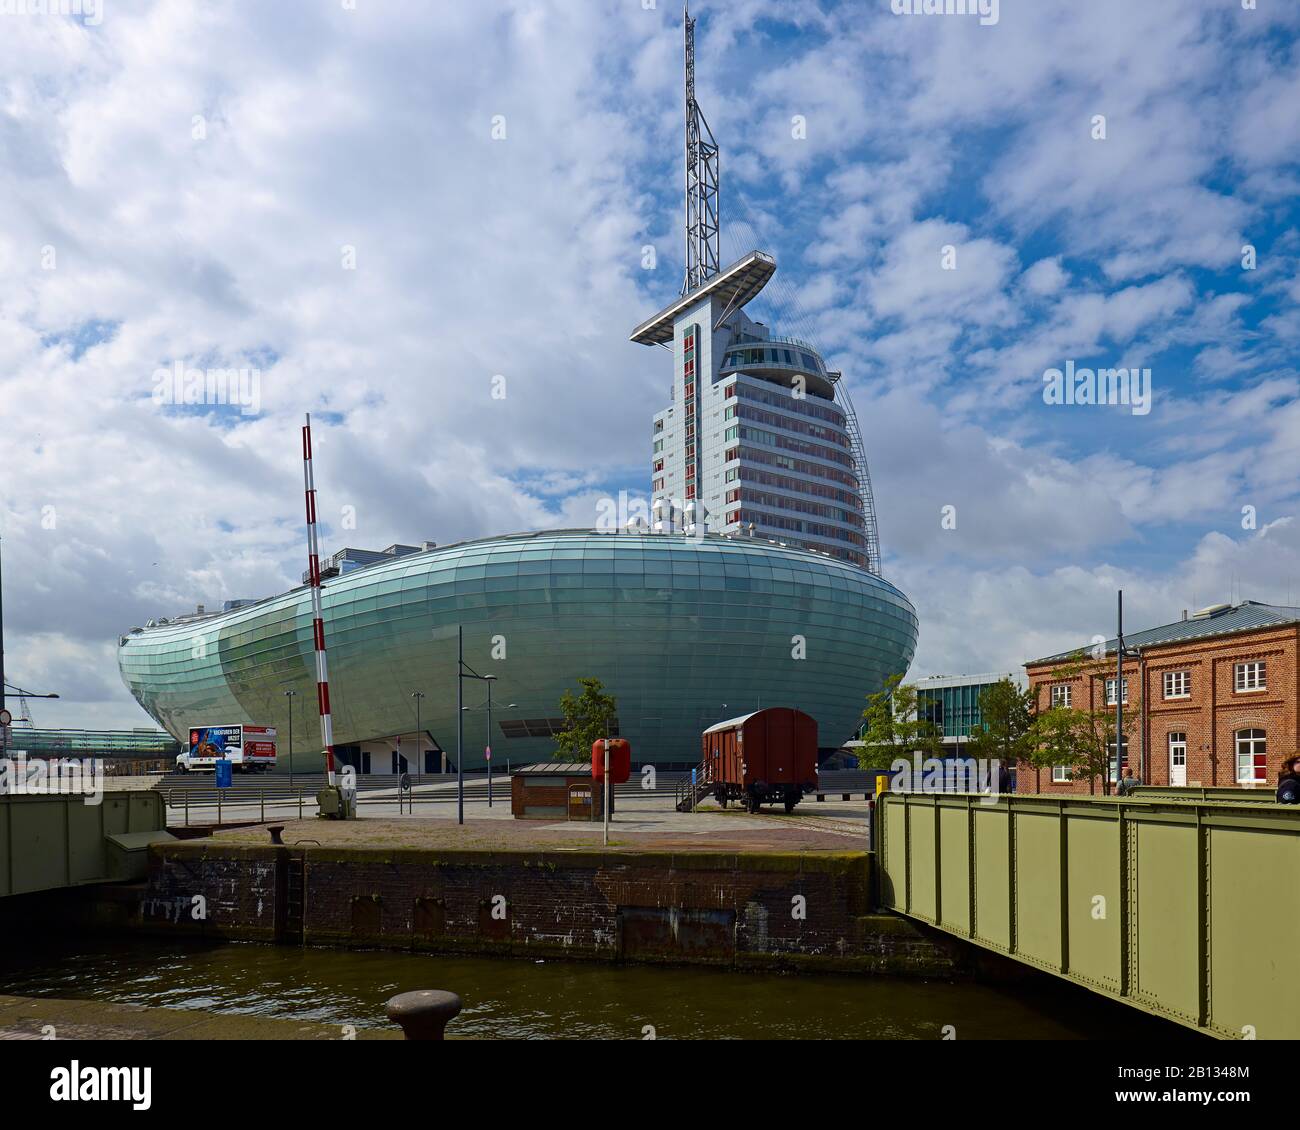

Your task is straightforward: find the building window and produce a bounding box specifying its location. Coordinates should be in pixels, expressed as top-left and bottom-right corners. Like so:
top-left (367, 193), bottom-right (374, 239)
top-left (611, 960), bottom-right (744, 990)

top-left (1104, 677), bottom-right (1129, 706)
top-left (724, 404), bottom-right (737, 420)
top-left (652, 477), bottom-right (663, 491)
top-left (1107, 737), bottom-right (1129, 783)
top-left (654, 419), bottom-right (663, 433)
top-left (725, 447), bottom-right (739, 462)
top-left (653, 439), bottom-right (663, 453)
top-left (725, 385), bottom-right (735, 399)
top-left (1234, 662), bottom-right (1266, 692)
top-left (1235, 728), bottom-right (1267, 784)
top-left (725, 425), bottom-right (739, 441)
top-left (1050, 684), bottom-right (1071, 708)
top-left (1163, 670), bottom-right (1190, 699)
top-left (1051, 766), bottom-right (1071, 783)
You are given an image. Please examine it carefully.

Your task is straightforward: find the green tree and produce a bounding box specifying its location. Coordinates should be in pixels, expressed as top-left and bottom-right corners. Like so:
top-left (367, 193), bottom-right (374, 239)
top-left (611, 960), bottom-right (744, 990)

top-left (553, 677), bottom-right (618, 761)
top-left (1026, 705), bottom-right (1079, 780)
top-left (1027, 654), bottom-right (1141, 794)
top-left (965, 678), bottom-right (1037, 766)
top-left (855, 674), bottom-right (944, 770)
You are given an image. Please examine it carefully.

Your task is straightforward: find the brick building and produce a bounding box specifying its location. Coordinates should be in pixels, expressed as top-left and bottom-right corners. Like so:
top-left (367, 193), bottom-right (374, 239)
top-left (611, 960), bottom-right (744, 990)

top-left (1019, 601), bottom-right (1299, 794)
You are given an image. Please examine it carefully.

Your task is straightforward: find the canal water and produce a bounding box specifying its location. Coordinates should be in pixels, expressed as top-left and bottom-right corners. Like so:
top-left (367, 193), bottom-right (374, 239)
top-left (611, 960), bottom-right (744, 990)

top-left (0, 938), bottom-right (1192, 1040)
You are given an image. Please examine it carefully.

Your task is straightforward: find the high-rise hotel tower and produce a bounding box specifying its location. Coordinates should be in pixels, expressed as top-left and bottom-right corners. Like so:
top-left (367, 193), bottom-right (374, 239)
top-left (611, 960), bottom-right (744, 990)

top-left (630, 9), bottom-right (882, 573)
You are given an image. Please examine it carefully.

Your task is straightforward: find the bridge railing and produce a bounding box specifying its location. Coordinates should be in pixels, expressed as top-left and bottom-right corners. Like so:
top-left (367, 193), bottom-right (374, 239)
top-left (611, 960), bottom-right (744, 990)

top-left (875, 790), bottom-right (1300, 1040)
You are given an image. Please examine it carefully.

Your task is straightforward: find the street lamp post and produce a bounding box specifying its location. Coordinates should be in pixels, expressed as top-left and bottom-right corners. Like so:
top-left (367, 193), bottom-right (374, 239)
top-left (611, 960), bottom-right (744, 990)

top-left (465, 694), bottom-right (515, 809)
top-left (283, 690), bottom-right (297, 785)
top-left (456, 625), bottom-right (503, 826)
top-left (411, 691), bottom-right (425, 782)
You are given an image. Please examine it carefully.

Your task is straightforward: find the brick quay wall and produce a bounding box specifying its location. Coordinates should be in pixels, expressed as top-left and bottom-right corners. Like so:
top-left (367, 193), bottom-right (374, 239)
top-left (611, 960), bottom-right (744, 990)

top-left (130, 842), bottom-right (965, 975)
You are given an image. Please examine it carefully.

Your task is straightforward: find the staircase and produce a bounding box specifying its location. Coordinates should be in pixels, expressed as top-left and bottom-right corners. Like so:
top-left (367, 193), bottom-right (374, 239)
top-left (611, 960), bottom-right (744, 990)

top-left (674, 765), bottom-right (715, 812)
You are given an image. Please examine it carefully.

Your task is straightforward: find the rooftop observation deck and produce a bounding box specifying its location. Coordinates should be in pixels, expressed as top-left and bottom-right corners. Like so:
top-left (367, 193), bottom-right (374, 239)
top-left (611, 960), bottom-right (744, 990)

top-left (630, 250), bottom-right (776, 346)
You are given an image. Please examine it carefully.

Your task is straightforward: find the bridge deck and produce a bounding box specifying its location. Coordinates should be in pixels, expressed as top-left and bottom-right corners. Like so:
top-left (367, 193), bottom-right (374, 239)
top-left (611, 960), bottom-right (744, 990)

top-left (876, 791), bottom-right (1300, 1040)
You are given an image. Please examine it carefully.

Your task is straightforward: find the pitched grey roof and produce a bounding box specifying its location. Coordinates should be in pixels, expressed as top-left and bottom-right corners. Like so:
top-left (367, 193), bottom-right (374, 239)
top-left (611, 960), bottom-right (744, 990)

top-left (1027, 601), bottom-right (1300, 666)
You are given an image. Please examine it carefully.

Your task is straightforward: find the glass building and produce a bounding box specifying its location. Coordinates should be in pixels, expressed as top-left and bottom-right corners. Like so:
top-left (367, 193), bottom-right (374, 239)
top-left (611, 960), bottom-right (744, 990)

top-left (118, 530), bottom-right (918, 774)
top-left (913, 673), bottom-right (1026, 748)
top-left (1, 728), bottom-right (180, 758)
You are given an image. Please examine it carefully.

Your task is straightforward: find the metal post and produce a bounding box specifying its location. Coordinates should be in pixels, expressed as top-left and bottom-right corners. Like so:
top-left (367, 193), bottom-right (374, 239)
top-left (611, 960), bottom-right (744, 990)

top-left (0, 536), bottom-right (6, 726)
top-left (284, 689), bottom-right (296, 786)
top-left (414, 692), bottom-right (423, 783)
top-left (261, 789), bottom-right (265, 824)
top-left (185, 791), bottom-right (189, 827)
top-left (218, 788), bottom-right (222, 828)
top-left (456, 625), bottom-right (464, 826)
top-left (301, 415), bottom-right (337, 787)
top-left (486, 679), bottom-right (493, 808)
top-left (603, 737), bottom-right (610, 847)
top-left (299, 791), bottom-right (303, 821)
top-left (1116, 590), bottom-right (1123, 796)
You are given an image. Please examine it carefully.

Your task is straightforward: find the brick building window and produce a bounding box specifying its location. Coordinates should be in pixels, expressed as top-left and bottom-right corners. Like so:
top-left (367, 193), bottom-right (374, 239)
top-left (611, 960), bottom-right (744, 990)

top-left (1050, 684), bottom-right (1072, 708)
top-left (1104, 677), bottom-right (1129, 706)
top-left (1234, 662), bottom-right (1266, 692)
top-left (1051, 765), bottom-right (1071, 783)
top-left (1163, 670), bottom-right (1190, 699)
top-left (1235, 728), bottom-right (1267, 784)
top-left (1107, 736), bottom-right (1130, 782)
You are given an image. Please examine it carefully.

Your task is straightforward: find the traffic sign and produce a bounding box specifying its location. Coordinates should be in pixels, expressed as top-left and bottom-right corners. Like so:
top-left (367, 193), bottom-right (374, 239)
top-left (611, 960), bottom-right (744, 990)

top-left (215, 759), bottom-right (232, 788)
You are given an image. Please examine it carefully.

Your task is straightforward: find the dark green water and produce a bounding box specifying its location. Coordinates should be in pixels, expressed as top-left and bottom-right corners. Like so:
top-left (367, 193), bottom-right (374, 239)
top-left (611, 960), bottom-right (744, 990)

top-left (0, 938), bottom-right (1193, 1040)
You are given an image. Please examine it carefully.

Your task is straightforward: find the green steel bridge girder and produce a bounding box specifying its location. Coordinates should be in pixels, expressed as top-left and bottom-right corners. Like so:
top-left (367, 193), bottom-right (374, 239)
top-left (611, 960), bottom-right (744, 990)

top-left (875, 791), bottom-right (1300, 1040)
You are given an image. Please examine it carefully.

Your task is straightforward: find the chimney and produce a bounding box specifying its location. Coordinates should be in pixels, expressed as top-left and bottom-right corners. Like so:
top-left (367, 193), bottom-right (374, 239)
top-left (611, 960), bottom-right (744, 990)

top-left (197, 604), bottom-right (205, 615)
top-left (1181, 609), bottom-right (1188, 621)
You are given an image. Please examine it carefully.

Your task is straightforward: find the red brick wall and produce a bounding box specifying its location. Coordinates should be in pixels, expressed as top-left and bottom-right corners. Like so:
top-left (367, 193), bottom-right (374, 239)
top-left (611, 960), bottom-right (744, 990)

top-left (141, 842), bottom-right (958, 973)
top-left (1019, 623), bottom-right (1299, 794)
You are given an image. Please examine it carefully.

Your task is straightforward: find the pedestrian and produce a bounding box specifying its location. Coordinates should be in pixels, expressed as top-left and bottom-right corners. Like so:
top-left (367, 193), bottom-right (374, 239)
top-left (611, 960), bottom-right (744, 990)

top-left (1276, 756), bottom-right (1300, 804)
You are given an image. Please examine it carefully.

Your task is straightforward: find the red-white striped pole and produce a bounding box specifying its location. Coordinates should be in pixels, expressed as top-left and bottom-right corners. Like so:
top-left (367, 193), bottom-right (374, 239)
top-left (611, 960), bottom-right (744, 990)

top-left (302, 413), bottom-right (336, 786)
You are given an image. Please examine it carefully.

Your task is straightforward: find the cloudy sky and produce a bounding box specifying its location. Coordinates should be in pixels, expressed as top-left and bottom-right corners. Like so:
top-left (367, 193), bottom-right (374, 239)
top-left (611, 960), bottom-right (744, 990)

top-left (1, 0), bottom-right (1297, 729)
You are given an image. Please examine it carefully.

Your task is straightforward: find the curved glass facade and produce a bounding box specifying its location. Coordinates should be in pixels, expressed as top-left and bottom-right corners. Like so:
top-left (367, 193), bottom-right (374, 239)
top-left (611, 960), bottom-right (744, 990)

top-left (118, 530), bottom-right (917, 771)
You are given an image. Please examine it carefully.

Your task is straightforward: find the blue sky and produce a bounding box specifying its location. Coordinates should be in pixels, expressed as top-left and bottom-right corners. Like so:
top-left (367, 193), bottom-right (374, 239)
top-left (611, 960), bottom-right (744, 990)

top-left (0, 0), bottom-right (1297, 727)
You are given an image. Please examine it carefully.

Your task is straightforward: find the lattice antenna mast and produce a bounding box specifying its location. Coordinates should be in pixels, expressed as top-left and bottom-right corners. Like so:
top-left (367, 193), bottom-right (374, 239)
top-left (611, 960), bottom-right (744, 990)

top-left (682, 7), bottom-right (720, 295)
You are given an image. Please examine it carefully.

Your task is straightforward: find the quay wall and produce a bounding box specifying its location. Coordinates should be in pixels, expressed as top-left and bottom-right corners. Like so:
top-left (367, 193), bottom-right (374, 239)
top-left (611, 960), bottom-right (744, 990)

top-left (130, 842), bottom-right (964, 974)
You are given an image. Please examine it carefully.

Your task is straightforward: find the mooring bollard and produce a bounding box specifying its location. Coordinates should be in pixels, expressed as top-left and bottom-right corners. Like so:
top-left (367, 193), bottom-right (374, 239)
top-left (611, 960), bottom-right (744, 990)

top-left (385, 990), bottom-right (462, 1040)
top-left (267, 824), bottom-right (285, 845)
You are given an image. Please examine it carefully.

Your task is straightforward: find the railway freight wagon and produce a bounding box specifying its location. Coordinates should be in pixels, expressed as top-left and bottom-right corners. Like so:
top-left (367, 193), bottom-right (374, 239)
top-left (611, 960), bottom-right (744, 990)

top-left (701, 708), bottom-right (818, 813)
